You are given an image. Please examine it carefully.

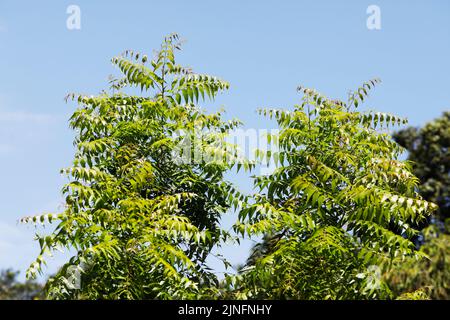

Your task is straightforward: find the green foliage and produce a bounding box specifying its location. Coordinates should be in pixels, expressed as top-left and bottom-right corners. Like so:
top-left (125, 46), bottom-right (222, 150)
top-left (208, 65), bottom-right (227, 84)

top-left (395, 289), bottom-right (430, 300)
top-left (19, 34), bottom-right (443, 300)
top-left (385, 113), bottom-right (450, 300)
top-left (0, 269), bottom-right (44, 300)
top-left (232, 80), bottom-right (438, 299)
top-left (393, 112), bottom-right (450, 228)
top-left (385, 225), bottom-right (450, 299)
top-left (22, 34), bottom-right (247, 299)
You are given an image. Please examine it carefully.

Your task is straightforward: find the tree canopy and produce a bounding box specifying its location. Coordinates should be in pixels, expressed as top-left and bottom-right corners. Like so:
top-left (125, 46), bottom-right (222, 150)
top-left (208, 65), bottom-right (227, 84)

top-left (19, 35), bottom-right (441, 300)
top-left (393, 112), bottom-right (449, 230)
top-left (385, 112), bottom-right (450, 299)
top-left (21, 34), bottom-right (247, 299)
top-left (232, 81), bottom-right (437, 299)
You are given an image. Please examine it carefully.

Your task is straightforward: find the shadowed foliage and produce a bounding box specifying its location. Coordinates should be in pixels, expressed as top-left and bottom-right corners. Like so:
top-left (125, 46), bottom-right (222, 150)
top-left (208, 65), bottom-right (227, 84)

top-left (393, 112), bottom-right (450, 230)
top-left (0, 269), bottom-right (44, 300)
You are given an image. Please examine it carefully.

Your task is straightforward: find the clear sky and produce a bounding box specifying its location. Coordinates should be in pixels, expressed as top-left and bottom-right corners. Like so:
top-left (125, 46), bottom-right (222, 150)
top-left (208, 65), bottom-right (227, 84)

top-left (0, 0), bottom-right (449, 281)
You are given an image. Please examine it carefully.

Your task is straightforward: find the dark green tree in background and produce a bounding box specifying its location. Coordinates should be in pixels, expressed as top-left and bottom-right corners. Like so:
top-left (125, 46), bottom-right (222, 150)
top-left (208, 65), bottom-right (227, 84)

top-left (0, 269), bottom-right (43, 300)
top-left (393, 112), bottom-right (449, 230)
top-left (386, 112), bottom-right (450, 299)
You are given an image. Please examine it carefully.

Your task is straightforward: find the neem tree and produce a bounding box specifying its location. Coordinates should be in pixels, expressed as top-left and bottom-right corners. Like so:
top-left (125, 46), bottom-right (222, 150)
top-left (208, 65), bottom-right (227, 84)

top-left (393, 112), bottom-right (450, 229)
top-left (386, 112), bottom-right (450, 299)
top-left (22, 34), bottom-right (247, 299)
top-left (233, 80), bottom-right (438, 299)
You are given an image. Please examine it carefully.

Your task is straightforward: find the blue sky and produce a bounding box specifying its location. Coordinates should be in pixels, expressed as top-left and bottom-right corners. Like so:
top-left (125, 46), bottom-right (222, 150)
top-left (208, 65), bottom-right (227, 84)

top-left (0, 0), bottom-right (449, 281)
